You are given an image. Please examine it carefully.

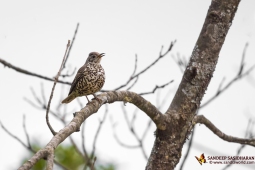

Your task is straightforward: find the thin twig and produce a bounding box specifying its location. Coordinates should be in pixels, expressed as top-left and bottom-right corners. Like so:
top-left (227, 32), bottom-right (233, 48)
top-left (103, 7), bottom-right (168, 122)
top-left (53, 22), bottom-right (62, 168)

top-left (22, 115), bottom-right (32, 149)
top-left (171, 52), bottom-right (187, 73)
top-left (201, 65), bottom-right (255, 108)
top-left (109, 115), bottom-right (140, 148)
top-left (0, 58), bottom-right (71, 85)
top-left (0, 121), bottom-right (28, 149)
top-left (157, 86), bottom-right (174, 110)
top-left (139, 80), bottom-right (174, 95)
top-left (1, 120), bottom-right (70, 170)
top-left (91, 105), bottom-right (108, 158)
top-left (46, 40), bottom-right (71, 135)
top-left (222, 119), bottom-right (252, 170)
top-left (201, 43), bottom-right (255, 108)
top-left (23, 97), bottom-right (43, 110)
top-left (69, 136), bottom-right (85, 160)
top-left (120, 105), bottom-right (148, 159)
top-left (126, 76), bottom-right (139, 91)
top-left (81, 122), bottom-right (94, 170)
top-left (130, 109), bottom-right (138, 128)
top-left (238, 42), bottom-right (248, 76)
top-left (81, 122), bottom-right (89, 158)
top-left (179, 127), bottom-right (195, 170)
top-left (24, 83), bottom-right (91, 167)
top-left (131, 54), bottom-right (138, 77)
top-left (60, 67), bottom-right (77, 78)
top-left (101, 40), bottom-right (176, 92)
top-left (141, 120), bottom-right (153, 141)
top-left (194, 115), bottom-right (255, 146)
top-left (30, 87), bottom-right (43, 105)
top-left (40, 83), bottom-right (47, 107)
top-left (63, 23), bottom-right (79, 69)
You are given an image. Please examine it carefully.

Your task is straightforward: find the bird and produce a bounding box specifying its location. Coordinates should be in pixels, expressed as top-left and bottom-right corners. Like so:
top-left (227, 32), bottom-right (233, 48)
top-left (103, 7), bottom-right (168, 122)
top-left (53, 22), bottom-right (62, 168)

top-left (61, 52), bottom-right (105, 104)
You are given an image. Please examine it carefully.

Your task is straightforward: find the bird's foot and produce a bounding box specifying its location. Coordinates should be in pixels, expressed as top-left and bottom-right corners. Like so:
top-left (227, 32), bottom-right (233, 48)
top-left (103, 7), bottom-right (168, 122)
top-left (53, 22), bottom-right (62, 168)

top-left (92, 94), bottom-right (102, 103)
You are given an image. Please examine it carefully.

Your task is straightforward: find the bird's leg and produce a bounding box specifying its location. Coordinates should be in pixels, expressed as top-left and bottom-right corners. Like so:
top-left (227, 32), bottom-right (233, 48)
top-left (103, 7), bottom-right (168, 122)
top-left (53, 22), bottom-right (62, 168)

top-left (92, 93), bottom-right (101, 102)
top-left (85, 95), bottom-right (93, 106)
top-left (85, 96), bottom-right (90, 103)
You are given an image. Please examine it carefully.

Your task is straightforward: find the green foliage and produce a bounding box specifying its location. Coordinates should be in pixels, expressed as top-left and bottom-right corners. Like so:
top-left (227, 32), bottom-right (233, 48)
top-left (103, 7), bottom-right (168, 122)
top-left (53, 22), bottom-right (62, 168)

top-left (22, 144), bottom-right (116, 170)
top-left (55, 145), bottom-right (84, 169)
top-left (97, 164), bottom-right (115, 170)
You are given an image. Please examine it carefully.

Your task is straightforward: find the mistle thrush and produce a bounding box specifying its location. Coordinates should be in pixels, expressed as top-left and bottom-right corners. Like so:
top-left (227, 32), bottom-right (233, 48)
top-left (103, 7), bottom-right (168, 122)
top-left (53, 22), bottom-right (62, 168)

top-left (62, 52), bottom-right (105, 104)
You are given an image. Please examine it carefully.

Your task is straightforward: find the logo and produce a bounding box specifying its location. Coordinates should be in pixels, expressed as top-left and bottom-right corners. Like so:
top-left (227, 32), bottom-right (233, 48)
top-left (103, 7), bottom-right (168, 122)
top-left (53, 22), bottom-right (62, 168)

top-left (195, 153), bottom-right (207, 165)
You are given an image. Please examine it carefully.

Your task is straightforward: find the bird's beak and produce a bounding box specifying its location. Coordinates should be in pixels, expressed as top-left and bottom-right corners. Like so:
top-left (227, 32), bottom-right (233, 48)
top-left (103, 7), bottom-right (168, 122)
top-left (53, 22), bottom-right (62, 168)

top-left (99, 53), bottom-right (105, 57)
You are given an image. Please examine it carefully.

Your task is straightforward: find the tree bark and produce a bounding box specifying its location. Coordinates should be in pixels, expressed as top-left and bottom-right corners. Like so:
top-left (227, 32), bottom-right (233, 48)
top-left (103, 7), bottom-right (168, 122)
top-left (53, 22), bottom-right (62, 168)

top-left (146, 0), bottom-right (241, 169)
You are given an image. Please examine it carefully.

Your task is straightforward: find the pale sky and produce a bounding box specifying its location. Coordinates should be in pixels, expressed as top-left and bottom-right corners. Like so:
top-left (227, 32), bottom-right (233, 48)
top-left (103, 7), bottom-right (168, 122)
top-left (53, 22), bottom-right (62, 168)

top-left (1, 0), bottom-right (255, 170)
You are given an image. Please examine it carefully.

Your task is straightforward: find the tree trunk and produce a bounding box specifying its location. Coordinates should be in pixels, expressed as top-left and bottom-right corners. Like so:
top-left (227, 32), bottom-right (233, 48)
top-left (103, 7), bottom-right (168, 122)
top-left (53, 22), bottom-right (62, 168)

top-left (146, 0), bottom-right (241, 169)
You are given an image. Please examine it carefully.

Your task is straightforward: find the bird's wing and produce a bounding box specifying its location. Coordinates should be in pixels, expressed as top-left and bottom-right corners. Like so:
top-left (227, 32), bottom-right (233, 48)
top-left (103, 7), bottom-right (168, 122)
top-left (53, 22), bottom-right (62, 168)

top-left (68, 64), bottom-right (87, 95)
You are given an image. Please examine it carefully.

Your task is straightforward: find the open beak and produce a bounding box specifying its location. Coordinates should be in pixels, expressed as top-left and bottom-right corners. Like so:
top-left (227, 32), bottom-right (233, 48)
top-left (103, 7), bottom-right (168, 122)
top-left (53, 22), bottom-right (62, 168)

top-left (99, 53), bottom-right (105, 57)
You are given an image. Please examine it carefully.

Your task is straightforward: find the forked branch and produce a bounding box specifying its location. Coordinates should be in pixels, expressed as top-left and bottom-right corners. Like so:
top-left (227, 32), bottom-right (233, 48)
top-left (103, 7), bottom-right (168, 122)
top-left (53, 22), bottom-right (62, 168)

top-left (193, 115), bottom-right (255, 147)
top-left (19, 91), bottom-right (164, 169)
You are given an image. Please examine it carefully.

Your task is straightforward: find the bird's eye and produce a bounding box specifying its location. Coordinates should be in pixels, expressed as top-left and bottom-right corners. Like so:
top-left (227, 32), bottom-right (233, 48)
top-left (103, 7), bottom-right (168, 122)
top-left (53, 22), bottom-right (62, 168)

top-left (92, 55), bottom-right (95, 58)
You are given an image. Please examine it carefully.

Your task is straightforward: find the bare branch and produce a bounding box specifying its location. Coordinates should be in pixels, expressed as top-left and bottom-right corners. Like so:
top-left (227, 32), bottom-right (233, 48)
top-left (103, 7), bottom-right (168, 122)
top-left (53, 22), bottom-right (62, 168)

top-left (69, 136), bottom-right (85, 160)
top-left (131, 54), bottom-right (138, 77)
top-left (23, 97), bottom-right (43, 110)
top-left (40, 83), bottom-right (47, 106)
top-left (141, 120), bottom-right (153, 141)
top-left (63, 23), bottom-right (79, 69)
top-left (179, 127), bottom-right (195, 170)
top-left (139, 80), bottom-right (174, 95)
top-left (111, 124), bottom-right (140, 148)
top-left (126, 76), bottom-right (139, 91)
top-left (101, 40), bottom-right (176, 92)
top-left (22, 115), bottom-right (32, 149)
top-left (1, 120), bottom-right (70, 170)
top-left (20, 91), bottom-right (161, 169)
top-left (222, 119), bottom-right (253, 170)
top-left (194, 115), bottom-right (255, 147)
top-left (30, 87), bottom-right (43, 105)
top-left (238, 42), bottom-right (248, 76)
top-left (171, 52), bottom-right (188, 73)
top-left (0, 58), bottom-right (71, 85)
top-left (0, 121), bottom-right (28, 149)
top-left (46, 40), bottom-right (71, 135)
top-left (201, 43), bottom-right (255, 108)
top-left (106, 91), bottom-right (166, 130)
top-left (120, 105), bottom-right (148, 159)
top-left (91, 105), bottom-right (108, 159)
top-left (24, 84), bottom-right (92, 167)
top-left (81, 122), bottom-right (91, 164)
top-left (60, 67), bottom-right (77, 78)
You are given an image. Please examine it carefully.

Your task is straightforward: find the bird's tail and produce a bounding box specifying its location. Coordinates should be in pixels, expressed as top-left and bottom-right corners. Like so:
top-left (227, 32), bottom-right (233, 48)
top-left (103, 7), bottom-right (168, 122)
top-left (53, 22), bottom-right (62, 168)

top-left (61, 93), bottom-right (76, 104)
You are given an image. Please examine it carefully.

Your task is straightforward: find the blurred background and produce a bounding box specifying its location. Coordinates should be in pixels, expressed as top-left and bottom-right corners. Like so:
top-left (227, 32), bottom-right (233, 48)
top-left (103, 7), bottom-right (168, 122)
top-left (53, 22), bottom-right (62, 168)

top-left (0, 0), bottom-right (255, 169)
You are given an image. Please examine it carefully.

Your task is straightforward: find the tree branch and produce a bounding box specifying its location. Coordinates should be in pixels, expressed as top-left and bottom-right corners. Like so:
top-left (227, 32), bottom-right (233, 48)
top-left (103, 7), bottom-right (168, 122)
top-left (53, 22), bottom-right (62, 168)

top-left (120, 105), bottom-right (148, 159)
top-left (91, 105), bottom-right (108, 159)
top-left (22, 115), bottom-right (32, 149)
top-left (46, 40), bottom-right (71, 136)
top-left (19, 91), bottom-right (164, 169)
top-left (147, 1), bottom-right (242, 169)
top-left (193, 115), bottom-right (255, 147)
top-left (101, 41), bottom-right (176, 92)
top-left (139, 80), bottom-right (174, 95)
top-left (0, 58), bottom-right (71, 85)
top-left (201, 43), bottom-right (255, 108)
top-left (0, 120), bottom-right (70, 170)
top-left (63, 23), bottom-right (79, 69)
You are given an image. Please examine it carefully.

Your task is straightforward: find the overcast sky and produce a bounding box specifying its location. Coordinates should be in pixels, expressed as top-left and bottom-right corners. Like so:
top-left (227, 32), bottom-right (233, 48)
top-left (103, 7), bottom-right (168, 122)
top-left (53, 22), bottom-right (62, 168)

top-left (1, 0), bottom-right (255, 170)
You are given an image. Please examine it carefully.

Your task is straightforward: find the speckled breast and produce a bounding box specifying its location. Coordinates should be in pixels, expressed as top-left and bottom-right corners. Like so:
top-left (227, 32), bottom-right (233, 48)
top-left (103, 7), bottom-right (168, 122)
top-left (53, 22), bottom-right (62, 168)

top-left (76, 63), bottom-right (105, 96)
